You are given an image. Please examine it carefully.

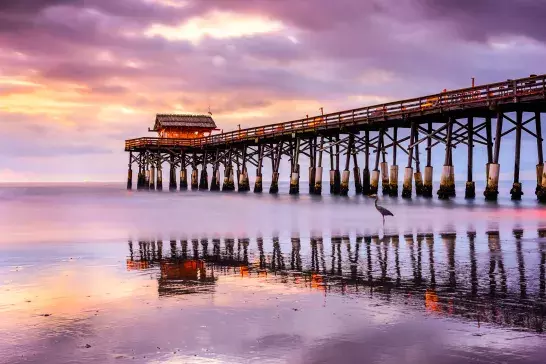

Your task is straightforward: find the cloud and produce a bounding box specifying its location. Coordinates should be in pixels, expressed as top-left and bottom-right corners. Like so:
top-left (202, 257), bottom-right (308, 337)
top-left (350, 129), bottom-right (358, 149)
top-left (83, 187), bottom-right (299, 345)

top-left (0, 0), bottom-right (544, 181)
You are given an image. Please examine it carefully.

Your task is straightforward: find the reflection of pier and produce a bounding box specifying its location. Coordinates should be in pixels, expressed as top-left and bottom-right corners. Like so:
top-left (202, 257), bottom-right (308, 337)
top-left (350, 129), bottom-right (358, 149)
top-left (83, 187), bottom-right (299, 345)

top-left (127, 231), bottom-right (546, 333)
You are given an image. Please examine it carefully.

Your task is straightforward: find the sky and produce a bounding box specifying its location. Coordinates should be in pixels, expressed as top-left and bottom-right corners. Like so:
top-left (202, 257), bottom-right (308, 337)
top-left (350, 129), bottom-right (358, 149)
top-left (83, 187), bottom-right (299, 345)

top-left (1, 0), bottom-right (545, 182)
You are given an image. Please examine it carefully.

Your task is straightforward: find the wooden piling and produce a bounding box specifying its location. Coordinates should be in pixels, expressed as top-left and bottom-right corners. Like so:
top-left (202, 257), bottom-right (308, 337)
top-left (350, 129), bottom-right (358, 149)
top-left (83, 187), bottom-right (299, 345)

top-left (535, 113), bottom-right (546, 202)
top-left (352, 135), bottom-right (362, 194)
top-left (169, 153), bottom-right (177, 192)
top-left (137, 154), bottom-right (144, 190)
top-left (199, 151), bottom-right (209, 191)
top-left (269, 142), bottom-right (282, 194)
top-left (380, 130), bottom-right (390, 195)
top-left (484, 113), bottom-right (503, 200)
top-left (309, 137), bottom-right (316, 194)
top-left (485, 116), bottom-right (493, 185)
top-left (332, 135), bottom-right (341, 194)
top-left (254, 144), bottom-right (264, 193)
top-left (156, 156), bottom-right (163, 191)
top-left (465, 117), bottom-right (476, 199)
top-left (414, 127), bottom-right (423, 196)
top-left (370, 130), bottom-right (382, 195)
top-left (127, 151), bottom-right (133, 190)
top-left (329, 136), bottom-right (335, 194)
top-left (422, 121), bottom-right (433, 197)
top-left (222, 149), bottom-right (235, 191)
top-left (238, 146), bottom-right (250, 192)
top-left (438, 117), bottom-right (455, 199)
top-left (402, 123), bottom-right (416, 198)
top-left (510, 110), bottom-right (523, 200)
top-left (314, 137), bottom-right (324, 195)
top-left (289, 138), bottom-right (300, 195)
top-left (179, 151), bottom-right (188, 190)
top-left (210, 149), bottom-right (221, 191)
top-left (362, 130), bottom-right (371, 195)
top-left (149, 165), bottom-right (156, 191)
top-left (340, 134), bottom-right (354, 196)
top-left (389, 127), bottom-right (399, 196)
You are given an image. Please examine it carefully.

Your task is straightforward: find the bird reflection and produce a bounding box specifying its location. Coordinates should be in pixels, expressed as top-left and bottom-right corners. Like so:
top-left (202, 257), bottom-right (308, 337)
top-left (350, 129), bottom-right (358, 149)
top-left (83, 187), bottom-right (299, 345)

top-left (126, 230), bottom-right (546, 333)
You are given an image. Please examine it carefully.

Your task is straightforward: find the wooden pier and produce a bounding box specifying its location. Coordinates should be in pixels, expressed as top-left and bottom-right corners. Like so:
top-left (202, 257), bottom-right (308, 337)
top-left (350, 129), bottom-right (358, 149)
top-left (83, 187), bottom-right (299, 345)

top-left (125, 74), bottom-right (546, 201)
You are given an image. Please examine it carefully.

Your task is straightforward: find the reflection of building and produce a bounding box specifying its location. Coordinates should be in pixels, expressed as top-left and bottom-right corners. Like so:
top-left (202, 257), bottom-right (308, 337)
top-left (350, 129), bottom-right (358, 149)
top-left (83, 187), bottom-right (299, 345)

top-left (159, 260), bottom-right (216, 296)
top-left (127, 232), bottom-right (546, 333)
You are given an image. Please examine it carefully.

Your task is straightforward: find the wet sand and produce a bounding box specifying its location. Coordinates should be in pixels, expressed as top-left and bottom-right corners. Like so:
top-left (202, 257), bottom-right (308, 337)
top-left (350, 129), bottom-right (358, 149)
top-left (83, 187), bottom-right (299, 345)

top-left (1, 183), bottom-right (546, 363)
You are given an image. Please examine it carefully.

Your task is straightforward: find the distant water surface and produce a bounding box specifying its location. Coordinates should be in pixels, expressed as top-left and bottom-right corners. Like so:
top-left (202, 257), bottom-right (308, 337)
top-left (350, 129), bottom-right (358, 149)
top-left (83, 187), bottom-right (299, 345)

top-left (0, 182), bottom-right (546, 363)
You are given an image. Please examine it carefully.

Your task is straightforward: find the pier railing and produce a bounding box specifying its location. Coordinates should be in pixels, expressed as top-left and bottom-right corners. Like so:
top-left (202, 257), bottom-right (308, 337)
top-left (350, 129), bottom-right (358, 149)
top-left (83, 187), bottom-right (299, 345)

top-left (125, 74), bottom-right (546, 150)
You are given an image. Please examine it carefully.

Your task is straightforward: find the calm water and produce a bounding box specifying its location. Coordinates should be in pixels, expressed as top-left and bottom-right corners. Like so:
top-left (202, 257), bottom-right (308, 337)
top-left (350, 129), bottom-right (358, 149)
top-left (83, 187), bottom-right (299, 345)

top-left (1, 182), bottom-right (546, 363)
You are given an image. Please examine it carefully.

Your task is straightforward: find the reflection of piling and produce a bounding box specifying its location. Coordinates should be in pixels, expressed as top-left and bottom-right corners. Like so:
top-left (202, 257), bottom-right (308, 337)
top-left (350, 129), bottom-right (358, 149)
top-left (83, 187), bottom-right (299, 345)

top-left (514, 229), bottom-right (527, 298)
top-left (441, 233), bottom-right (456, 289)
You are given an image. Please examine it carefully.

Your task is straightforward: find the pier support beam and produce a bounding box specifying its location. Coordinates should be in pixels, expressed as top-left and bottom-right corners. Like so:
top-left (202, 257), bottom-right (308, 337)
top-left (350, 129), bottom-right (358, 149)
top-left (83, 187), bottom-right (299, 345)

top-left (314, 137), bottom-right (324, 195)
top-left (191, 168), bottom-right (198, 191)
top-left (289, 138), bottom-right (300, 195)
top-left (179, 151), bottom-right (187, 190)
top-left (210, 150), bottom-right (220, 191)
top-left (309, 137), bottom-right (316, 194)
top-left (169, 154), bottom-right (177, 192)
top-left (149, 166), bottom-right (156, 191)
top-left (370, 130), bottom-right (382, 195)
top-left (534, 112), bottom-right (545, 198)
top-left (362, 130), bottom-right (371, 195)
top-left (156, 158), bottom-right (163, 191)
top-left (137, 154), bottom-right (144, 190)
top-left (438, 118), bottom-right (455, 199)
top-left (422, 122), bottom-right (433, 197)
top-left (535, 113), bottom-right (546, 202)
top-left (144, 159), bottom-right (150, 190)
top-left (402, 123), bottom-right (416, 198)
top-left (465, 117), bottom-right (475, 199)
top-left (380, 131), bottom-right (390, 195)
top-left (510, 110), bottom-right (524, 200)
top-left (127, 152), bottom-right (133, 190)
top-left (485, 113), bottom-right (503, 200)
top-left (210, 166), bottom-right (220, 191)
top-left (238, 146), bottom-right (250, 192)
top-left (330, 135), bottom-right (341, 194)
top-left (223, 149), bottom-right (235, 191)
top-left (389, 127), bottom-right (398, 196)
top-left (353, 139), bottom-right (362, 195)
top-left (414, 127), bottom-right (423, 196)
top-left (269, 142), bottom-right (282, 194)
top-left (199, 151), bottom-right (209, 191)
top-left (254, 144), bottom-right (264, 193)
top-left (340, 134), bottom-right (354, 196)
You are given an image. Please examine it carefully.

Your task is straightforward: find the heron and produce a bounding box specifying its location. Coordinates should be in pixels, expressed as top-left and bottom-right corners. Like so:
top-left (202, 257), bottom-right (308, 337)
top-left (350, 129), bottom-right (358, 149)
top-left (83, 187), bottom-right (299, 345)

top-left (370, 194), bottom-right (394, 227)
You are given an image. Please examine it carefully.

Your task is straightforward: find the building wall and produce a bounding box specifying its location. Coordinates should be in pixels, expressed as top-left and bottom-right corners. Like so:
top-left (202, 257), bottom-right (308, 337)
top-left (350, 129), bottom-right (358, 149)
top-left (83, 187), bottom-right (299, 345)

top-left (158, 128), bottom-right (212, 139)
